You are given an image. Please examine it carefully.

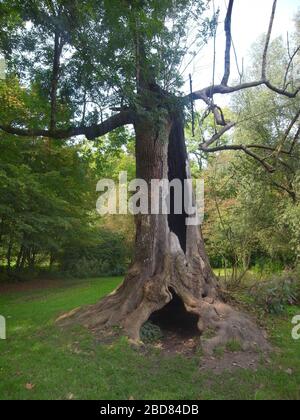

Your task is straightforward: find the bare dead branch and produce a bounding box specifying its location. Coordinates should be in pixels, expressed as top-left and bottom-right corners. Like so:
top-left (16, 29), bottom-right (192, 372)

top-left (189, 74), bottom-right (195, 136)
top-left (212, 105), bottom-right (227, 126)
top-left (189, 0), bottom-right (299, 107)
top-left (191, 79), bottom-right (299, 103)
top-left (222, 0), bottom-right (234, 86)
top-left (289, 126), bottom-right (300, 154)
top-left (232, 38), bottom-right (244, 83)
top-left (199, 143), bottom-right (276, 173)
top-left (201, 121), bottom-right (236, 148)
top-left (262, 0), bottom-right (277, 80)
top-left (193, 0), bottom-right (299, 175)
top-left (246, 144), bottom-right (291, 155)
top-left (276, 108), bottom-right (300, 155)
top-left (283, 45), bottom-right (300, 90)
top-left (198, 113), bottom-right (295, 174)
top-left (264, 81), bottom-right (300, 98)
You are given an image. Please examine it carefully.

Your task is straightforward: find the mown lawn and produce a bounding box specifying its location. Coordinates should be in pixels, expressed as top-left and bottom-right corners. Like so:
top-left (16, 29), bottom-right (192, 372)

top-left (0, 277), bottom-right (299, 400)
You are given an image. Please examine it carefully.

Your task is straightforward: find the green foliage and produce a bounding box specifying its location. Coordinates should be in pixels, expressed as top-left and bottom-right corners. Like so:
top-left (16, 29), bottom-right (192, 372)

top-left (0, 126), bottom-right (136, 280)
top-left (140, 321), bottom-right (163, 343)
top-left (250, 273), bottom-right (300, 315)
top-left (194, 32), bottom-right (300, 278)
top-left (280, 194), bottom-right (300, 261)
top-left (0, 132), bottom-right (95, 276)
top-left (213, 346), bottom-right (225, 359)
top-left (226, 340), bottom-right (243, 353)
top-left (61, 229), bottom-right (131, 278)
top-left (0, 71), bottom-right (136, 281)
top-left (0, 0), bottom-right (214, 129)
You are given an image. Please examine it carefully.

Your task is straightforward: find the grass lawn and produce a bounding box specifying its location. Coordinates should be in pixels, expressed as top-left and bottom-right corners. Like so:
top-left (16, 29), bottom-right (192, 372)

top-left (0, 277), bottom-right (299, 400)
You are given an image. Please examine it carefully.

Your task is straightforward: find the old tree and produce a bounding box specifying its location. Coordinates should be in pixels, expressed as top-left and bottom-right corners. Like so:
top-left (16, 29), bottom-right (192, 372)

top-left (0, 0), bottom-right (299, 353)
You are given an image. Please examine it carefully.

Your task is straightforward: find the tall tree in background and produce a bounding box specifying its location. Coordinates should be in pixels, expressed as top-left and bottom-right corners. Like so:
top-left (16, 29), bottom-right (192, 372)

top-left (0, 0), bottom-right (299, 353)
top-left (196, 33), bottom-right (300, 280)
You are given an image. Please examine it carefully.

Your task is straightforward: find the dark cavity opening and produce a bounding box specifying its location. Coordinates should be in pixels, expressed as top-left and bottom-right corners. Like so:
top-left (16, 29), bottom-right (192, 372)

top-left (150, 290), bottom-right (200, 338)
top-left (168, 115), bottom-right (189, 253)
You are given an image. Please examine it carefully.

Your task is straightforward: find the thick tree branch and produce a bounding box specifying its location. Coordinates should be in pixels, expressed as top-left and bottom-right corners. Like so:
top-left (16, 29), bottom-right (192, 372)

top-left (199, 143), bottom-right (276, 173)
top-left (191, 78), bottom-right (300, 103)
top-left (0, 111), bottom-right (135, 140)
top-left (264, 81), bottom-right (300, 98)
top-left (222, 0), bottom-right (234, 86)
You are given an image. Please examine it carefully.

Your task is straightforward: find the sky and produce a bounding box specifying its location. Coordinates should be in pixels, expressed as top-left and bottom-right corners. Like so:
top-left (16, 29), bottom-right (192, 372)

top-left (183, 0), bottom-right (300, 104)
top-left (1, 0), bottom-right (298, 107)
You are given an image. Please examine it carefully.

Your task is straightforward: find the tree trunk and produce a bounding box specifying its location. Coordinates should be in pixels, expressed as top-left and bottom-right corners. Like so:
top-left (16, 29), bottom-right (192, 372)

top-left (58, 110), bottom-right (270, 355)
top-left (16, 245), bottom-right (23, 271)
top-left (6, 238), bottom-right (13, 273)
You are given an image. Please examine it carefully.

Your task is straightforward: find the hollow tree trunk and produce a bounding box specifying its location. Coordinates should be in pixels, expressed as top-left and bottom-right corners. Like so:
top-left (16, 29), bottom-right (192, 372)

top-left (58, 110), bottom-right (270, 355)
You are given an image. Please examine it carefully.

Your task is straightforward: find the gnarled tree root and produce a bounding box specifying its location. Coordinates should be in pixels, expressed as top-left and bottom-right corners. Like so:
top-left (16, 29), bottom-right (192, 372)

top-left (197, 300), bottom-right (270, 355)
top-left (56, 232), bottom-right (270, 356)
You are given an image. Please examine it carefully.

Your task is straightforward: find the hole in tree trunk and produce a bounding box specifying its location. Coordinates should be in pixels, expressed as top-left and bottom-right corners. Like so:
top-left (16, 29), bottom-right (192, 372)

top-left (168, 114), bottom-right (189, 253)
top-left (149, 290), bottom-right (200, 339)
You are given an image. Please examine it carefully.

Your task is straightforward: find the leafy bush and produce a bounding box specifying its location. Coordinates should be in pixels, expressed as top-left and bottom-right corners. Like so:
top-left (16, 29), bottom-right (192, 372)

top-left (61, 229), bottom-right (132, 278)
top-left (252, 258), bottom-right (285, 275)
top-left (250, 272), bottom-right (300, 315)
top-left (140, 322), bottom-right (163, 343)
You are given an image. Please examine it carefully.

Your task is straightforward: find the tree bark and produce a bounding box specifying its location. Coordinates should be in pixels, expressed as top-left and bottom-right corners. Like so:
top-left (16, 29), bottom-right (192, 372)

top-left (6, 238), bottom-right (13, 273)
top-left (58, 109), bottom-right (270, 355)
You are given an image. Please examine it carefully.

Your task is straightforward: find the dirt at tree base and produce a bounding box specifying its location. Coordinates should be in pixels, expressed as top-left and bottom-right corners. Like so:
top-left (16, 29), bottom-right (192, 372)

top-left (199, 351), bottom-right (266, 374)
top-left (0, 278), bottom-right (65, 294)
top-left (152, 331), bottom-right (201, 357)
top-left (80, 320), bottom-right (270, 375)
top-left (145, 328), bottom-right (269, 374)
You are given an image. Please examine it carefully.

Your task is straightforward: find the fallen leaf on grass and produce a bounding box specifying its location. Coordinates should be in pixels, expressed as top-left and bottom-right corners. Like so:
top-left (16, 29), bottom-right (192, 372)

top-left (25, 383), bottom-right (35, 390)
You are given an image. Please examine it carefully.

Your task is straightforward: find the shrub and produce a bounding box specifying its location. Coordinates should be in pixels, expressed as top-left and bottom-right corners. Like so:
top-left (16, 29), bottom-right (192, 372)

top-left (140, 322), bottom-right (163, 343)
top-left (252, 258), bottom-right (285, 275)
top-left (250, 272), bottom-right (300, 315)
top-left (61, 229), bottom-right (132, 278)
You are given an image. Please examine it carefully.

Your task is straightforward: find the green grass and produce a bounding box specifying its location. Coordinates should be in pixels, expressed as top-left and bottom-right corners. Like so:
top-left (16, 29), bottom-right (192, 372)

top-left (0, 277), bottom-right (299, 400)
top-left (226, 340), bottom-right (243, 353)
